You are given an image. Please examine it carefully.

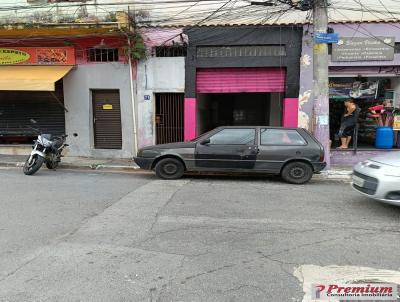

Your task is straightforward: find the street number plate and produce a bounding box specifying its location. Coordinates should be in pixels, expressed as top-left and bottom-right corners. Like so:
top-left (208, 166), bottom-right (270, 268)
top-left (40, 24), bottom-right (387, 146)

top-left (352, 175), bottom-right (365, 187)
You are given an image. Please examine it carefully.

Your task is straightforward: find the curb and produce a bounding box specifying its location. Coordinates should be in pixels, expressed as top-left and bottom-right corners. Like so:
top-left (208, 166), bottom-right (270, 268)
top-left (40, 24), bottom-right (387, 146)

top-left (315, 170), bottom-right (352, 180)
top-left (0, 161), bottom-right (140, 171)
top-left (0, 161), bottom-right (25, 168)
top-left (0, 161), bottom-right (353, 179)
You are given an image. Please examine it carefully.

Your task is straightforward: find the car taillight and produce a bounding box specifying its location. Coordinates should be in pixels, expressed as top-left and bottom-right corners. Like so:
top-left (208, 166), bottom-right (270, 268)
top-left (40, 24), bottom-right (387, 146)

top-left (319, 147), bottom-right (325, 162)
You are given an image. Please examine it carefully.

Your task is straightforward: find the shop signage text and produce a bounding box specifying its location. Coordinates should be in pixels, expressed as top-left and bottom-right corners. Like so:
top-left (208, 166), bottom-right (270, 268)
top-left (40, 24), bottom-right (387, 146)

top-left (329, 80), bottom-right (379, 99)
top-left (0, 47), bottom-right (75, 65)
top-left (0, 49), bottom-right (30, 64)
top-left (332, 37), bottom-right (395, 62)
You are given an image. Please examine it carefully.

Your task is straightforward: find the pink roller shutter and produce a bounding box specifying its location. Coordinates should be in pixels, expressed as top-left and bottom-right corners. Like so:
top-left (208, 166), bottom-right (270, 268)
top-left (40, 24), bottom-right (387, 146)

top-left (196, 68), bottom-right (286, 93)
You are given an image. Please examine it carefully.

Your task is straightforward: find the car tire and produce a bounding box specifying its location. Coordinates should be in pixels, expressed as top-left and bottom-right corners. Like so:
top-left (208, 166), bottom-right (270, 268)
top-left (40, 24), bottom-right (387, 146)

top-left (155, 158), bottom-right (185, 180)
top-left (281, 161), bottom-right (313, 184)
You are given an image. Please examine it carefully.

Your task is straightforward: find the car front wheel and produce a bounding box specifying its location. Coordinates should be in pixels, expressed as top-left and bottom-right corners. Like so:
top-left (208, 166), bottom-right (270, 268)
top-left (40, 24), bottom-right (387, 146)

top-left (281, 161), bottom-right (313, 184)
top-left (155, 158), bottom-right (185, 180)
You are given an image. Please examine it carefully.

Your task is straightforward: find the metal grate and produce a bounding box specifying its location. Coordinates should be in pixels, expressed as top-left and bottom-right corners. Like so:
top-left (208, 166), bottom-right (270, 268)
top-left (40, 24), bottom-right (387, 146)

top-left (87, 48), bottom-right (119, 62)
top-left (155, 93), bottom-right (184, 144)
top-left (153, 46), bottom-right (187, 57)
top-left (196, 45), bottom-right (286, 58)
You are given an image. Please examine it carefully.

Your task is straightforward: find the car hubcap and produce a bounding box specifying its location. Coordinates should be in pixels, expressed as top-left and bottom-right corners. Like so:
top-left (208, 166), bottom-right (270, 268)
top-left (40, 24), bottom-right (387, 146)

top-left (163, 163), bottom-right (177, 175)
top-left (291, 167), bottom-right (305, 179)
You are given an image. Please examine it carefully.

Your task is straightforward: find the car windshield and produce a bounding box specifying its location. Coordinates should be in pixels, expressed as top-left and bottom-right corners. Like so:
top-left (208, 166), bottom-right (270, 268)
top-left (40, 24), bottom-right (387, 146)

top-left (189, 131), bottom-right (211, 142)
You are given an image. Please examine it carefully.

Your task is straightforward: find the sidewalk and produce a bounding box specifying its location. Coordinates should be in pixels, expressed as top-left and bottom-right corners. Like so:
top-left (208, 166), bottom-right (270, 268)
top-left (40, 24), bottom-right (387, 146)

top-left (0, 155), bottom-right (140, 171)
top-left (0, 154), bottom-right (353, 179)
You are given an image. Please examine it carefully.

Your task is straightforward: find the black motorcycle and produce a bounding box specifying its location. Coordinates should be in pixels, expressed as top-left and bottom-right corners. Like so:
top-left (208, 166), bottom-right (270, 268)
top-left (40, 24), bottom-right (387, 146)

top-left (23, 132), bottom-right (69, 176)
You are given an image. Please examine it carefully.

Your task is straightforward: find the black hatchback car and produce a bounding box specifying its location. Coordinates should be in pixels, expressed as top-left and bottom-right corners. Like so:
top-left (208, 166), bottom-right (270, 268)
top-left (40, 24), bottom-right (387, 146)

top-left (134, 126), bottom-right (326, 184)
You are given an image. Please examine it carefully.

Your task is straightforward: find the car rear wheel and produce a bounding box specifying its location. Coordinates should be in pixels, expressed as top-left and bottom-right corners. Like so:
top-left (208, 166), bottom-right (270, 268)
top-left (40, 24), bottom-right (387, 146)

top-left (155, 158), bottom-right (185, 180)
top-left (281, 161), bottom-right (313, 184)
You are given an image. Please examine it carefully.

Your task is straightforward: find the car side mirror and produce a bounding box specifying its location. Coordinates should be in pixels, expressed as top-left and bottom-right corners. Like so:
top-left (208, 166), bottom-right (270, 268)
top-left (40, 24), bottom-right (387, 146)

top-left (200, 138), bottom-right (210, 145)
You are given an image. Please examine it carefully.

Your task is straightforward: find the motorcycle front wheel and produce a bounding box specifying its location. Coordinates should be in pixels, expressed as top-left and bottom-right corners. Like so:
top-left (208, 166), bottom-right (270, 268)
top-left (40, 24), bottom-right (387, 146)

top-left (23, 155), bottom-right (45, 175)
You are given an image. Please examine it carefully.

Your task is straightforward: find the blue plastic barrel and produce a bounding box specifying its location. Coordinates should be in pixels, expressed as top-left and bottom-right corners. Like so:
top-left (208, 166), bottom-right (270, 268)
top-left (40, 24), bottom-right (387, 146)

top-left (375, 127), bottom-right (394, 149)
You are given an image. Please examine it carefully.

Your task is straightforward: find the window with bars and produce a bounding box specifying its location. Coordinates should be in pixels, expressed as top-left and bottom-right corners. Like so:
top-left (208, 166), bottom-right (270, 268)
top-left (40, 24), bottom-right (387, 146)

top-left (153, 46), bottom-right (187, 57)
top-left (196, 45), bottom-right (286, 58)
top-left (87, 48), bottom-right (119, 62)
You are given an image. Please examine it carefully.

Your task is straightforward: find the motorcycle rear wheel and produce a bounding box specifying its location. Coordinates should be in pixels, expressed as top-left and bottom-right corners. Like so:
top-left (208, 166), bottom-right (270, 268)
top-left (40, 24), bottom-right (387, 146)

top-left (46, 160), bottom-right (59, 170)
top-left (23, 155), bottom-right (45, 175)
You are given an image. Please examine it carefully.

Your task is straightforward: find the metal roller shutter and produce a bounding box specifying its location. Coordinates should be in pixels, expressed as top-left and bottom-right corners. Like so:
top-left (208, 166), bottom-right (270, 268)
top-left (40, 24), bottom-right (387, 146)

top-left (196, 67), bottom-right (286, 93)
top-left (0, 80), bottom-right (65, 143)
top-left (92, 90), bottom-right (122, 149)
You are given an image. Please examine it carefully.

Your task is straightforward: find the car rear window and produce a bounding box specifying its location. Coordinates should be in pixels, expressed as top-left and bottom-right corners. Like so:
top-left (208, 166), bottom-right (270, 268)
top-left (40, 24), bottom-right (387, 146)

top-left (209, 128), bottom-right (256, 145)
top-left (260, 129), bottom-right (307, 146)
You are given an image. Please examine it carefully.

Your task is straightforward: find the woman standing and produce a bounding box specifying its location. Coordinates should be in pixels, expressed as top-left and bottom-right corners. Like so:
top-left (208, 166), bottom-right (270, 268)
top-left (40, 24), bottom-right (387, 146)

top-left (337, 99), bottom-right (360, 149)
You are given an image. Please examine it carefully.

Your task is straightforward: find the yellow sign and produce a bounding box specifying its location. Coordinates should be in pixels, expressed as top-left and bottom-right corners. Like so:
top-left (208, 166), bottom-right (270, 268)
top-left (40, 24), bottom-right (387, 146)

top-left (0, 49), bottom-right (30, 65)
top-left (103, 104), bottom-right (113, 110)
top-left (393, 115), bottom-right (400, 130)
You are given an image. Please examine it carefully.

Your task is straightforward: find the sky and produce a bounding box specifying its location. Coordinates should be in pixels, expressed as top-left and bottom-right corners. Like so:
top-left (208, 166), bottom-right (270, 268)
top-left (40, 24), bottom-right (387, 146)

top-left (0, 0), bottom-right (400, 26)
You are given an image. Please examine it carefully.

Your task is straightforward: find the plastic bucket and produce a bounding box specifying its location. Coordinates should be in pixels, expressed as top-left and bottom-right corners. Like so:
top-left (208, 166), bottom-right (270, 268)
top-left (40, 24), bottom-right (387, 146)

top-left (375, 127), bottom-right (394, 149)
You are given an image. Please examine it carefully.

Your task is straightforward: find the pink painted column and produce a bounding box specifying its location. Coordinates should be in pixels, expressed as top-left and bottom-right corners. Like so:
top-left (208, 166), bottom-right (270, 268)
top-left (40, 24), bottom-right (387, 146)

top-left (184, 98), bottom-right (197, 141)
top-left (283, 98), bottom-right (299, 128)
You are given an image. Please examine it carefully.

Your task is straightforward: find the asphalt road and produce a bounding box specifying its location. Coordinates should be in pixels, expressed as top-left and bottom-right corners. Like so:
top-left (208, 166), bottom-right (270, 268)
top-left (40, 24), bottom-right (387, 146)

top-left (0, 167), bottom-right (400, 302)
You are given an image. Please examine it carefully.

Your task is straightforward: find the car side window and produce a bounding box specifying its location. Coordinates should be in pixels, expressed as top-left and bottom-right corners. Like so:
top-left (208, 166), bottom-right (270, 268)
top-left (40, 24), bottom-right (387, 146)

top-left (208, 128), bottom-right (256, 145)
top-left (260, 129), bottom-right (307, 146)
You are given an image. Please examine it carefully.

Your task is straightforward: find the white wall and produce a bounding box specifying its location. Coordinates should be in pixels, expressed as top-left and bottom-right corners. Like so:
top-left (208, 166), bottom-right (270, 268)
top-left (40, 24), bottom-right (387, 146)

top-left (136, 57), bottom-right (185, 147)
top-left (63, 63), bottom-right (135, 158)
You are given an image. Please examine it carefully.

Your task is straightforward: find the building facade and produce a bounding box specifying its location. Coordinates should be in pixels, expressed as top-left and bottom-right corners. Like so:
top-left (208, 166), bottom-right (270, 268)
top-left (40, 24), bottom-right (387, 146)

top-left (136, 27), bottom-right (186, 148)
top-left (299, 22), bottom-right (400, 165)
top-left (183, 25), bottom-right (303, 141)
top-left (0, 24), bottom-right (136, 158)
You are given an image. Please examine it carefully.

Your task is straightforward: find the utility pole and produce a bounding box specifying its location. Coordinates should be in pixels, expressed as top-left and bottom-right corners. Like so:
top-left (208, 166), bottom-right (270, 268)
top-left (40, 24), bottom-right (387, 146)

top-left (312, 0), bottom-right (330, 167)
top-left (94, 0), bottom-right (98, 20)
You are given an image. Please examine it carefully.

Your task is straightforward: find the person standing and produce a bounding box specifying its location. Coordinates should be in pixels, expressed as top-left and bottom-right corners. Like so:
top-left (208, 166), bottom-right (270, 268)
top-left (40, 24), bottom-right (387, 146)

top-left (337, 99), bottom-right (360, 149)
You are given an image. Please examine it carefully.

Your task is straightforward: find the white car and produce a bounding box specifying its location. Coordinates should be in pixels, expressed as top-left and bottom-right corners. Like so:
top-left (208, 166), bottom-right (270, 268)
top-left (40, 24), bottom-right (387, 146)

top-left (352, 152), bottom-right (400, 206)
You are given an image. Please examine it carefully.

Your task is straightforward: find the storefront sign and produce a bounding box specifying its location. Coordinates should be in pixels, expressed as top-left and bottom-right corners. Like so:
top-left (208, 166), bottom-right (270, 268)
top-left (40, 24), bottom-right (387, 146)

top-left (0, 49), bottom-right (30, 64)
top-left (332, 37), bottom-right (395, 62)
top-left (393, 115), bottom-right (400, 130)
top-left (0, 47), bottom-right (75, 65)
top-left (329, 80), bottom-right (379, 99)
